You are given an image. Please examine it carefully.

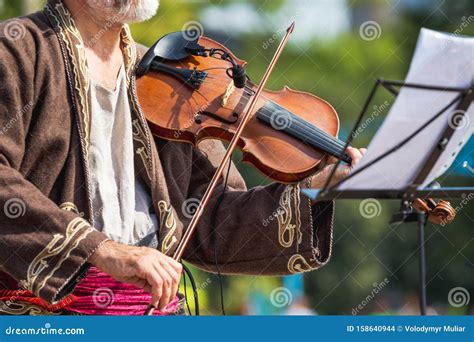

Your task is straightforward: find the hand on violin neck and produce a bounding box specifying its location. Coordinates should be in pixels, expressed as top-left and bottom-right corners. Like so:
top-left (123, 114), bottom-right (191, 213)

top-left (309, 147), bottom-right (366, 191)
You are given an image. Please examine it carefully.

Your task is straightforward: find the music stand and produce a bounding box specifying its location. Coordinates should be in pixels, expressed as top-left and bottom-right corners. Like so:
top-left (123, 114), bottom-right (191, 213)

top-left (303, 29), bottom-right (474, 315)
top-left (303, 78), bottom-right (473, 315)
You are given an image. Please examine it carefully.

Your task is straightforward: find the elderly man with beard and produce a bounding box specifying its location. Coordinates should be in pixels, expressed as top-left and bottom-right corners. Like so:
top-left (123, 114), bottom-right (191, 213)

top-left (0, 0), bottom-right (364, 315)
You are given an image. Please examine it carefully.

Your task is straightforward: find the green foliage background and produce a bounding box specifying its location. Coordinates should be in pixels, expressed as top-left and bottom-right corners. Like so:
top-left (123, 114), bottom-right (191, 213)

top-left (1, 0), bottom-right (472, 315)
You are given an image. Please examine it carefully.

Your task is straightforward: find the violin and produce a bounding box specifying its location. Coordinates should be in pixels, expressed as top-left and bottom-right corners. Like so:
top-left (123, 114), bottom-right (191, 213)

top-left (135, 29), bottom-right (351, 183)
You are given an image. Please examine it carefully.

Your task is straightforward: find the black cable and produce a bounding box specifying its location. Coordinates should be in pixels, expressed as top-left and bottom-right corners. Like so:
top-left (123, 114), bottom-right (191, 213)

top-left (210, 159), bottom-right (233, 315)
top-left (182, 263), bottom-right (199, 316)
top-left (182, 264), bottom-right (192, 315)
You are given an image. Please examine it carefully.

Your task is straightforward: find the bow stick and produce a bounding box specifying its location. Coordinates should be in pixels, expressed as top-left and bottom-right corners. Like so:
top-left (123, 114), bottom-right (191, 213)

top-left (144, 22), bottom-right (296, 316)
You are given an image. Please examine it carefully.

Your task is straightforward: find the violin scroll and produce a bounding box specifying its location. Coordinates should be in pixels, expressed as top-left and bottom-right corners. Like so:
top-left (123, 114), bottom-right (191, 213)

top-left (412, 198), bottom-right (456, 225)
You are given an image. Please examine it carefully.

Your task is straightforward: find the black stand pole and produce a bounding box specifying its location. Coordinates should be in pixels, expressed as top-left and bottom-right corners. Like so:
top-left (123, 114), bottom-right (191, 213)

top-left (417, 211), bottom-right (427, 315)
top-left (390, 201), bottom-right (428, 315)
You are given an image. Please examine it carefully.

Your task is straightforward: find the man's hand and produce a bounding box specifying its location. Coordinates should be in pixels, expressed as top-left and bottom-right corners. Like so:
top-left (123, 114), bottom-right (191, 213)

top-left (89, 240), bottom-right (182, 311)
top-left (310, 147), bottom-right (367, 189)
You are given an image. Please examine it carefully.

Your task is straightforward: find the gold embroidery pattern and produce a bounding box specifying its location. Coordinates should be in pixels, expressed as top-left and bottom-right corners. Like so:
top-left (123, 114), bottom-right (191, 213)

top-left (121, 25), bottom-right (137, 86)
top-left (59, 202), bottom-right (81, 215)
top-left (276, 184), bottom-right (302, 248)
top-left (46, 2), bottom-right (91, 151)
top-left (21, 218), bottom-right (94, 296)
top-left (132, 119), bottom-right (152, 180)
top-left (0, 301), bottom-right (60, 315)
top-left (157, 201), bottom-right (178, 255)
top-left (287, 254), bottom-right (313, 274)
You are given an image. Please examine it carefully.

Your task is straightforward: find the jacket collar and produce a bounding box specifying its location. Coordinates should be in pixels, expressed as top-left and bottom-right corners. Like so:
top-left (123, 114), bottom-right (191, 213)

top-left (44, 0), bottom-right (137, 149)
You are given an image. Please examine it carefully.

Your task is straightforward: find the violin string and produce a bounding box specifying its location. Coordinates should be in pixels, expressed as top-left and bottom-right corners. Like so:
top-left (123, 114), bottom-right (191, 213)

top-left (269, 107), bottom-right (348, 150)
top-left (261, 110), bottom-right (348, 158)
top-left (198, 78), bottom-right (344, 145)
top-left (254, 107), bottom-right (347, 151)
top-left (257, 108), bottom-right (348, 158)
top-left (194, 85), bottom-right (348, 157)
top-left (190, 77), bottom-right (349, 157)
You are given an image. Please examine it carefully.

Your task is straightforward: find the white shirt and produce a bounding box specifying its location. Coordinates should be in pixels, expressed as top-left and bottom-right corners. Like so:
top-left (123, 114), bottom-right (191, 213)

top-left (88, 65), bottom-right (158, 247)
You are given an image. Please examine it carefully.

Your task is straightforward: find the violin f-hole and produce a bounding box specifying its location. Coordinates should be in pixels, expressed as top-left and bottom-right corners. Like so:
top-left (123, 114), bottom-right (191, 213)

top-left (194, 111), bottom-right (239, 125)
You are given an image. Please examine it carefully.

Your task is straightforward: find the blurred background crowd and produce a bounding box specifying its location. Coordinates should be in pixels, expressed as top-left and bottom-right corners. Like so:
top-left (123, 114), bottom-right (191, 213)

top-left (1, 0), bottom-right (473, 315)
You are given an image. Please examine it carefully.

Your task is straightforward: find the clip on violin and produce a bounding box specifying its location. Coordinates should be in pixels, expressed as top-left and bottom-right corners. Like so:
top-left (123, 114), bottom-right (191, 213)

top-left (304, 29), bottom-right (474, 315)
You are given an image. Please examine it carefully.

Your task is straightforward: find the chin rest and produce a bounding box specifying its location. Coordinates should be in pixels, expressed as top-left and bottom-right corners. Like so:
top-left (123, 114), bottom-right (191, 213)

top-left (136, 31), bottom-right (205, 77)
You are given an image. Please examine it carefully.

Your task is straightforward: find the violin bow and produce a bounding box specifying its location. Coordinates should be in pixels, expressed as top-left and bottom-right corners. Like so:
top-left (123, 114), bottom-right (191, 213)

top-left (144, 22), bottom-right (296, 315)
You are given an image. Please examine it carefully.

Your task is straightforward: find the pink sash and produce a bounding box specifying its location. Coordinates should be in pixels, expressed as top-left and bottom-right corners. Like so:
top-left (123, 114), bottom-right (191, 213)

top-left (0, 267), bottom-right (180, 315)
top-left (64, 266), bottom-right (180, 315)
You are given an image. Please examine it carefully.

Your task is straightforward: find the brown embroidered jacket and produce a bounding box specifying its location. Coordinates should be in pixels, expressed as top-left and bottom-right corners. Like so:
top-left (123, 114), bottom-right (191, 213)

top-left (0, 0), bottom-right (334, 308)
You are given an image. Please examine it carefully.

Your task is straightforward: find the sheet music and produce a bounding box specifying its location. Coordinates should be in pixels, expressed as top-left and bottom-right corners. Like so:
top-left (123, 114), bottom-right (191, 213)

top-left (339, 28), bottom-right (474, 191)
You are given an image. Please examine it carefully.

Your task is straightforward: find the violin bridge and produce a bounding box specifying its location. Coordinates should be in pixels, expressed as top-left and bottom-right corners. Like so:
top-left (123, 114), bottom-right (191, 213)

top-left (221, 81), bottom-right (235, 107)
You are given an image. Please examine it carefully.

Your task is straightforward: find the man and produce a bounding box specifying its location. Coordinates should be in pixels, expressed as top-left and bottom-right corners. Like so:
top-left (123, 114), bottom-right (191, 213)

top-left (0, 0), bottom-right (364, 315)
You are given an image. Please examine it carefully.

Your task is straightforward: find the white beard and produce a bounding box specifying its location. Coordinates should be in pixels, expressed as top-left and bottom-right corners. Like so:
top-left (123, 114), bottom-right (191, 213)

top-left (86, 0), bottom-right (160, 24)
